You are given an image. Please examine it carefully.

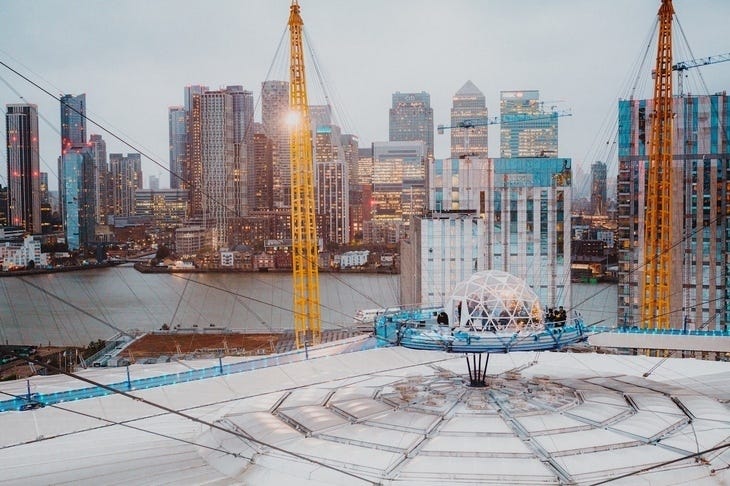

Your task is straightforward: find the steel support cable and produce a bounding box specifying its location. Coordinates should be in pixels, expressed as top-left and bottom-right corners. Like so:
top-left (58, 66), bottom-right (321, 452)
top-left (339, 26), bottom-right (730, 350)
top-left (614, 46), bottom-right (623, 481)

top-left (17, 277), bottom-right (134, 339)
top-left (169, 273), bottom-right (353, 331)
top-left (588, 441), bottom-right (730, 486)
top-left (168, 271), bottom-right (191, 329)
top-left (218, 22), bottom-right (285, 218)
top-left (573, 204), bottom-right (728, 324)
top-left (39, 280), bottom-right (77, 345)
top-left (76, 277), bottom-right (118, 342)
top-left (10, 356), bottom-right (387, 485)
top-left (0, 389), bottom-right (248, 460)
top-left (302, 27), bottom-right (357, 137)
top-left (630, 17), bottom-right (661, 100)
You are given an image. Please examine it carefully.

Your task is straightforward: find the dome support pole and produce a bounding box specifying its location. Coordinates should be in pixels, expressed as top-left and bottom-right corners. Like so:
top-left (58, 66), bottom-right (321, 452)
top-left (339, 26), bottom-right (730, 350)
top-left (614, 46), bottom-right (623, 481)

top-left (465, 352), bottom-right (490, 387)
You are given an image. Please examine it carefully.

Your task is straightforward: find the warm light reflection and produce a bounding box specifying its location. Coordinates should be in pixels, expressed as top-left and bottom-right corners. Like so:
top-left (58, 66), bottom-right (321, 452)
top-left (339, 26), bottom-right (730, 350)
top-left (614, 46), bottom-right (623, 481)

top-left (285, 110), bottom-right (300, 127)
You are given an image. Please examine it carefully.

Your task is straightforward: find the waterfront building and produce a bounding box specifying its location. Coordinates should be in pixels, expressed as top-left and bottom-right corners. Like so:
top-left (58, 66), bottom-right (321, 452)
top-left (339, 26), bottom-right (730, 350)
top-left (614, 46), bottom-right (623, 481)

top-left (168, 106), bottom-right (186, 189)
top-left (61, 145), bottom-right (96, 250)
top-left (262, 80), bottom-right (290, 208)
top-left (134, 189), bottom-right (188, 228)
top-left (500, 90), bottom-right (558, 158)
top-left (225, 85), bottom-right (254, 215)
top-left (450, 81), bottom-right (488, 158)
top-left (368, 141), bottom-right (426, 244)
top-left (175, 225), bottom-right (208, 258)
top-left (0, 234), bottom-right (42, 269)
top-left (108, 153), bottom-right (142, 219)
top-left (5, 103), bottom-right (41, 234)
top-left (88, 134), bottom-right (108, 225)
top-left (389, 91), bottom-right (434, 159)
top-left (402, 157), bottom-right (572, 311)
top-left (312, 123), bottom-right (349, 245)
top-left (60, 94), bottom-right (86, 150)
top-left (39, 172), bottom-right (52, 234)
top-left (337, 250), bottom-right (369, 268)
top-left (252, 133), bottom-right (274, 211)
top-left (617, 93), bottom-right (730, 331)
top-left (590, 160), bottom-right (607, 216)
top-left (200, 90), bottom-right (235, 251)
top-left (183, 85), bottom-right (209, 217)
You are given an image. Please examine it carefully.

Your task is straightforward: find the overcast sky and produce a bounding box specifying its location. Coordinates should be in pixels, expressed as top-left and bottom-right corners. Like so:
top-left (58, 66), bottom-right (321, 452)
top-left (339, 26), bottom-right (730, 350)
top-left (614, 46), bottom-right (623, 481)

top-left (1, 0), bottom-right (729, 192)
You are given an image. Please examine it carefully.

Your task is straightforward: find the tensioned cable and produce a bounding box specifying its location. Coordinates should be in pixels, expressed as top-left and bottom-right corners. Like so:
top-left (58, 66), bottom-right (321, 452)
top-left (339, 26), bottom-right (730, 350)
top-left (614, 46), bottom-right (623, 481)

top-left (17, 276), bottom-right (134, 339)
top-left (587, 441), bottom-right (730, 486)
top-left (9, 356), bottom-right (379, 485)
top-left (0, 389), bottom-right (248, 460)
top-left (169, 273), bottom-right (365, 331)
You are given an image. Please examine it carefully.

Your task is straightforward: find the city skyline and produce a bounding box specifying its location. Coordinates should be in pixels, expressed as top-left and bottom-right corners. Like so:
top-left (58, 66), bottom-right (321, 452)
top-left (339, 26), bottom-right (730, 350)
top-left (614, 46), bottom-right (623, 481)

top-left (1, 0), bottom-right (729, 192)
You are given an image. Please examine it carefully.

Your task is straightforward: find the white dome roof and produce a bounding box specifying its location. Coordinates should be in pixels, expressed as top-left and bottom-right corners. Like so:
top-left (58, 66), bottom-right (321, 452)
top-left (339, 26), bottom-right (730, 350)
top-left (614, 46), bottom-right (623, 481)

top-left (447, 270), bottom-right (544, 332)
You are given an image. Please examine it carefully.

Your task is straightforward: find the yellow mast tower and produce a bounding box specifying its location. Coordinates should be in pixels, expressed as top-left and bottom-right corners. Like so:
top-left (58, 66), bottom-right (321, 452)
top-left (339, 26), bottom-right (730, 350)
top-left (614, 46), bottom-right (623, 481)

top-left (641, 0), bottom-right (674, 328)
top-left (288, 1), bottom-right (321, 348)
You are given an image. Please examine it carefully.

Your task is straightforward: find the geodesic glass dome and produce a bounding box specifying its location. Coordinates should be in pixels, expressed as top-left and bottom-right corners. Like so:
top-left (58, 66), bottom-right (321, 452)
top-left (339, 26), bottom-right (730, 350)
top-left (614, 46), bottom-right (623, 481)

top-left (446, 270), bottom-right (544, 333)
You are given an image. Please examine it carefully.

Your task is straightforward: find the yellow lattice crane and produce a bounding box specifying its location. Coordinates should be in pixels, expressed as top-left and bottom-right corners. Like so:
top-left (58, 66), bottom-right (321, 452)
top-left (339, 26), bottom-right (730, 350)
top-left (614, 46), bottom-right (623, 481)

top-left (288, 1), bottom-right (321, 348)
top-left (641, 0), bottom-right (674, 329)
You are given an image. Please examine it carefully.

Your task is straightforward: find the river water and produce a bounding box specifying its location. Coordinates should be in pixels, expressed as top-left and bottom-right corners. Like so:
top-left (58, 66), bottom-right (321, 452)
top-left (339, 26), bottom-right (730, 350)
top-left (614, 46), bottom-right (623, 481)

top-left (0, 265), bottom-right (616, 346)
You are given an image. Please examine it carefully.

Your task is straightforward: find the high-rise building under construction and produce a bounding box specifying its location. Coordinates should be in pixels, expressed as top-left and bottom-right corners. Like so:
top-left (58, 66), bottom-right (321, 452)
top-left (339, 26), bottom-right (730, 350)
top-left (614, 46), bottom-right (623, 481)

top-left (617, 93), bottom-right (730, 331)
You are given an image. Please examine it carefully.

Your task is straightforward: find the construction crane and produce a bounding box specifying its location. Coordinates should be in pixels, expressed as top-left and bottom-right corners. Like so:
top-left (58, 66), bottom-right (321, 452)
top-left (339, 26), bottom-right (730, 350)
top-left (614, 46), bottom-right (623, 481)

top-left (641, 0), bottom-right (674, 329)
top-left (437, 110), bottom-right (572, 156)
top-left (673, 52), bottom-right (730, 95)
top-left (288, 0), bottom-right (321, 348)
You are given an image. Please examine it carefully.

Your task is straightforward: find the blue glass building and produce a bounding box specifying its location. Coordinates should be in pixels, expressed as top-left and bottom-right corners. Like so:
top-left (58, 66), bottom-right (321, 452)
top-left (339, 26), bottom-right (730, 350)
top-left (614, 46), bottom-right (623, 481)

top-left (61, 147), bottom-right (95, 250)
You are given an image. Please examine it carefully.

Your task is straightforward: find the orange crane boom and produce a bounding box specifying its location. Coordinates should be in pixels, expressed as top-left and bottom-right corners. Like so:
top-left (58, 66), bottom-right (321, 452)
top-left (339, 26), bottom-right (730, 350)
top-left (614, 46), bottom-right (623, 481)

top-left (641, 0), bottom-right (674, 329)
top-left (288, 1), bottom-right (321, 348)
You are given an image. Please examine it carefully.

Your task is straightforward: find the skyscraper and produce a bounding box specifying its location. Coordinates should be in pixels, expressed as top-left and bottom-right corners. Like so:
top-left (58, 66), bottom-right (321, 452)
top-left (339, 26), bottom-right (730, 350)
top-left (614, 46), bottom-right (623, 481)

top-left (6, 104), bottom-right (41, 234)
top-left (168, 106), bottom-right (186, 189)
top-left (200, 90), bottom-right (235, 250)
top-left (340, 133), bottom-right (359, 188)
top-left (183, 85), bottom-right (209, 217)
top-left (61, 146), bottom-right (95, 250)
top-left (262, 80), bottom-right (290, 208)
top-left (367, 141), bottom-right (426, 243)
top-left (224, 86), bottom-right (254, 214)
top-left (252, 132), bottom-right (274, 211)
top-left (108, 153), bottom-right (142, 218)
top-left (88, 134), bottom-right (108, 225)
top-left (312, 123), bottom-right (349, 246)
top-left (60, 94), bottom-right (86, 150)
top-left (500, 90), bottom-right (558, 158)
top-left (389, 91), bottom-right (434, 159)
top-left (617, 93), bottom-right (730, 331)
top-left (450, 81), bottom-right (488, 158)
top-left (590, 160), bottom-right (607, 216)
